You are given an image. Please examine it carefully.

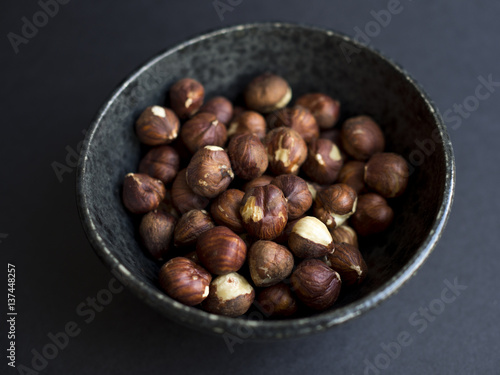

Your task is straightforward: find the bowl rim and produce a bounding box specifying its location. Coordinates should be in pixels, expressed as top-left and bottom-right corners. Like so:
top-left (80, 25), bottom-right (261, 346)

top-left (76, 22), bottom-right (456, 339)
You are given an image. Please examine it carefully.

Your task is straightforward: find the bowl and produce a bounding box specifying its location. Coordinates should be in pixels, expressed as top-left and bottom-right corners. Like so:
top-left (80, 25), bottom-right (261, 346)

top-left (76, 23), bottom-right (455, 340)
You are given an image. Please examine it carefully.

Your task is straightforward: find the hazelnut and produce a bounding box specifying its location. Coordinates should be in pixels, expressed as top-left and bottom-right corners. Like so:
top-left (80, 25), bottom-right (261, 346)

top-left (122, 173), bottom-right (166, 214)
top-left (330, 225), bottom-right (358, 248)
top-left (305, 181), bottom-right (326, 201)
top-left (338, 161), bottom-right (366, 194)
top-left (185, 251), bottom-right (200, 264)
top-left (248, 240), bottom-right (294, 287)
top-left (290, 259), bottom-right (342, 310)
top-left (196, 226), bottom-right (247, 275)
top-left (267, 106), bottom-right (319, 143)
top-left (256, 283), bottom-right (297, 318)
top-left (324, 243), bottom-right (367, 286)
top-left (270, 175), bottom-right (312, 220)
top-left (135, 106), bottom-right (180, 146)
top-left (198, 96), bottom-right (233, 124)
top-left (341, 115), bottom-right (385, 160)
top-left (244, 73), bottom-right (292, 113)
top-left (171, 169), bottom-right (210, 214)
top-left (264, 127), bottom-right (307, 175)
top-left (210, 189), bottom-right (245, 233)
top-left (288, 216), bottom-right (334, 258)
top-left (169, 78), bottom-right (205, 119)
top-left (138, 145), bottom-right (180, 186)
top-left (227, 133), bottom-right (268, 180)
top-left (185, 146), bottom-right (234, 198)
top-left (364, 153), bottom-right (409, 198)
top-left (314, 183), bottom-right (358, 230)
top-left (202, 272), bottom-right (255, 317)
top-left (273, 217), bottom-right (302, 244)
top-left (159, 257), bottom-right (212, 306)
top-left (180, 112), bottom-right (228, 154)
top-left (157, 190), bottom-right (180, 219)
top-left (243, 175), bottom-right (273, 192)
top-left (302, 138), bottom-right (343, 185)
top-left (174, 209), bottom-right (215, 247)
top-left (139, 210), bottom-right (176, 261)
top-left (350, 193), bottom-right (394, 236)
top-left (240, 184), bottom-right (288, 240)
top-left (296, 93), bottom-right (341, 129)
top-left (227, 110), bottom-right (267, 140)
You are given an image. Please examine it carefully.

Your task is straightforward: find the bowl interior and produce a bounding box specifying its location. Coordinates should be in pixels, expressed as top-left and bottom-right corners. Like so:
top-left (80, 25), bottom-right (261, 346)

top-left (77, 23), bottom-right (454, 339)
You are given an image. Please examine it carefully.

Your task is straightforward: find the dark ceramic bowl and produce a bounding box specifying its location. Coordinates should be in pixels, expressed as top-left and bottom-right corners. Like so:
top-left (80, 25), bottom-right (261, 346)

top-left (77, 23), bottom-right (455, 340)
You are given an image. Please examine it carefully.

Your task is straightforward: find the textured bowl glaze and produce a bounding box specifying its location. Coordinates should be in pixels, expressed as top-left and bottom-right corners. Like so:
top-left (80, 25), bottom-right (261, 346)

top-left (77, 23), bottom-right (455, 340)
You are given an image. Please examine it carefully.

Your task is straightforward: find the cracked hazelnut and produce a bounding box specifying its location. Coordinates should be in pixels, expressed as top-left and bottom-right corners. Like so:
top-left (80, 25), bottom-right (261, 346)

top-left (302, 138), bottom-right (343, 185)
top-left (270, 175), bottom-right (312, 220)
top-left (135, 106), bottom-right (180, 145)
top-left (290, 259), bottom-right (342, 310)
top-left (174, 209), bottom-right (215, 247)
top-left (350, 193), bottom-right (394, 236)
top-left (169, 78), bottom-right (205, 119)
top-left (240, 184), bottom-right (288, 240)
top-left (338, 161), bottom-right (366, 194)
top-left (180, 112), bottom-right (228, 154)
top-left (228, 133), bottom-right (268, 180)
top-left (341, 115), bottom-right (385, 160)
top-left (314, 183), bottom-right (358, 230)
top-left (186, 146), bottom-right (234, 198)
top-left (196, 226), bottom-right (247, 275)
top-left (159, 257), bottom-right (212, 306)
top-left (122, 173), bottom-right (166, 214)
top-left (202, 272), bottom-right (255, 317)
top-left (296, 93), bottom-right (341, 129)
top-left (243, 175), bottom-right (273, 192)
top-left (267, 106), bottom-right (319, 143)
top-left (324, 243), bottom-right (367, 286)
top-left (364, 152), bottom-right (409, 198)
top-left (248, 240), bottom-right (294, 287)
top-left (139, 210), bottom-right (176, 261)
top-left (244, 73), bottom-right (291, 113)
top-left (227, 110), bottom-right (267, 140)
top-left (210, 189), bottom-right (245, 233)
top-left (138, 145), bottom-right (180, 186)
top-left (257, 283), bottom-right (297, 318)
top-left (264, 127), bottom-right (307, 175)
top-left (288, 216), bottom-right (334, 258)
top-left (330, 225), bottom-right (358, 248)
top-left (171, 169), bottom-right (210, 214)
top-left (198, 96), bottom-right (233, 124)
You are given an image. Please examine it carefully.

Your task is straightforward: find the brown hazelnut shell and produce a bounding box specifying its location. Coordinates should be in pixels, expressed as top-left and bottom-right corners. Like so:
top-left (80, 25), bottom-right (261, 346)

top-left (139, 210), bottom-right (176, 261)
top-left (264, 127), bottom-right (307, 175)
top-left (325, 243), bottom-right (367, 286)
top-left (228, 133), bottom-right (268, 180)
top-left (248, 240), bottom-right (294, 287)
top-left (314, 183), bottom-right (358, 230)
top-left (302, 138), bottom-right (344, 185)
top-left (257, 283), bottom-right (298, 318)
top-left (244, 73), bottom-right (291, 113)
top-left (122, 173), bottom-right (166, 214)
top-left (330, 225), bottom-right (358, 248)
top-left (135, 106), bottom-right (180, 146)
top-left (341, 115), bottom-right (385, 160)
top-left (138, 145), bottom-right (180, 186)
top-left (338, 161), bottom-right (367, 194)
top-left (350, 193), bottom-right (394, 236)
top-left (364, 152), bottom-right (409, 198)
top-left (295, 93), bottom-right (341, 129)
top-left (180, 112), bottom-right (228, 154)
top-left (169, 78), bottom-right (205, 119)
top-left (171, 169), bottom-right (210, 214)
top-left (270, 174), bottom-right (312, 220)
top-left (227, 110), bottom-right (267, 140)
top-left (267, 106), bottom-right (319, 143)
top-left (198, 96), bottom-right (233, 124)
top-left (174, 209), bottom-right (215, 247)
top-left (210, 189), bottom-right (245, 233)
top-left (243, 175), bottom-right (274, 192)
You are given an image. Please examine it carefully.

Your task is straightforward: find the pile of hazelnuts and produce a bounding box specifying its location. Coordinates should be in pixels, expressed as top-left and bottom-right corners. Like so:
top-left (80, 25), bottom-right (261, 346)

top-left (121, 73), bottom-right (409, 318)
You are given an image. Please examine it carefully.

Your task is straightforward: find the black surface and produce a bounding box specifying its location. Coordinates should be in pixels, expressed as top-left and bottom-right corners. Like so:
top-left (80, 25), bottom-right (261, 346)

top-left (0, 1), bottom-right (498, 374)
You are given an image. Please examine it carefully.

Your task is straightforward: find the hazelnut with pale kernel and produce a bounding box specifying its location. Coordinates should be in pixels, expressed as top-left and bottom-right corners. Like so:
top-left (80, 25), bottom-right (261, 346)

top-left (139, 210), bottom-right (176, 261)
top-left (244, 73), bottom-right (292, 113)
top-left (288, 216), bottom-right (334, 258)
top-left (350, 193), bottom-right (394, 236)
top-left (248, 240), bottom-right (294, 287)
top-left (135, 106), bottom-right (180, 146)
top-left (180, 112), bottom-right (228, 154)
top-left (330, 225), bottom-right (358, 248)
top-left (227, 110), bottom-right (267, 140)
top-left (257, 283), bottom-right (297, 318)
top-left (173, 209), bottom-right (215, 247)
top-left (270, 174), bottom-right (312, 220)
top-left (202, 272), bottom-right (255, 317)
top-left (228, 133), bottom-right (268, 180)
top-left (264, 127), bottom-right (307, 175)
top-left (290, 259), bottom-right (342, 310)
top-left (186, 146), bottom-right (234, 198)
top-left (198, 96), bottom-right (233, 124)
top-left (302, 138), bottom-right (343, 185)
top-left (341, 115), bottom-right (385, 160)
top-left (296, 93), bottom-right (341, 129)
top-left (122, 173), bottom-right (166, 214)
top-left (324, 243), bottom-right (367, 286)
top-left (240, 184), bottom-right (288, 240)
top-left (210, 189), bottom-right (245, 233)
top-left (364, 152), bottom-right (409, 198)
top-left (169, 78), bottom-right (205, 119)
top-left (267, 106), bottom-right (319, 143)
top-left (159, 257), bottom-right (212, 306)
top-left (338, 161), bottom-right (366, 194)
top-left (314, 183), bottom-right (358, 230)
top-left (138, 145), bottom-right (180, 186)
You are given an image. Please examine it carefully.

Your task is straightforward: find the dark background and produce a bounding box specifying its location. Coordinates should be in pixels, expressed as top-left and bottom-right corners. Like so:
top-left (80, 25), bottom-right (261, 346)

top-left (1, 1), bottom-right (499, 374)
